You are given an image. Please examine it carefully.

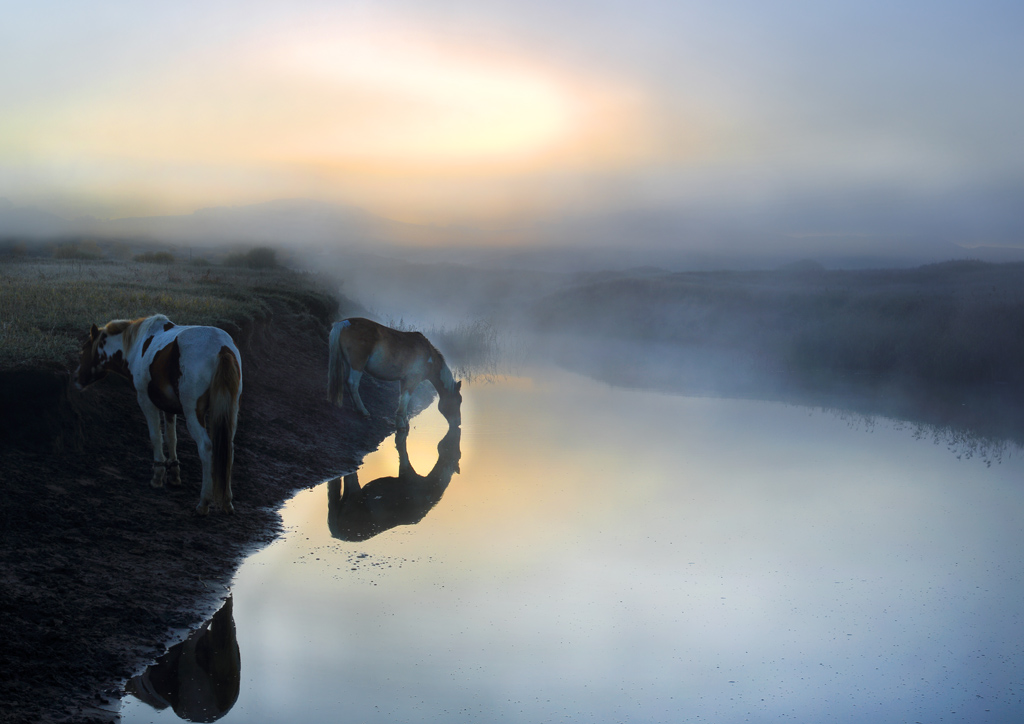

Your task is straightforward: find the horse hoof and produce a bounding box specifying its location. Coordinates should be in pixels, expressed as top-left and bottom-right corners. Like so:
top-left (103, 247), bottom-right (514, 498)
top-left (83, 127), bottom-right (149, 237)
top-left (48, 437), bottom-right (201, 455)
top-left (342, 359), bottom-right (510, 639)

top-left (195, 503), bottom-right (210, 516)
top-left (150, 478), bottom-right (165, 489)
top-left (223, 502), bottom-right (235, 515)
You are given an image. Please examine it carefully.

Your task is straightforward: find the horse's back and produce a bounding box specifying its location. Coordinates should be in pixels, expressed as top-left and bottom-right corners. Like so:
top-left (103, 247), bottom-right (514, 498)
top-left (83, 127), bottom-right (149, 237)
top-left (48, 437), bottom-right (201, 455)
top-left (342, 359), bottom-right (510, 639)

top-left (333, 317), bottom-right (384, 347)
top-left (139, 323), bottom-right (241, 403)
top-left (332, 318), bottom-right (440, 391)
top-left (174, 325), bottom-right (239, 364)
top-left (333, 318), bottom-right (406, 366)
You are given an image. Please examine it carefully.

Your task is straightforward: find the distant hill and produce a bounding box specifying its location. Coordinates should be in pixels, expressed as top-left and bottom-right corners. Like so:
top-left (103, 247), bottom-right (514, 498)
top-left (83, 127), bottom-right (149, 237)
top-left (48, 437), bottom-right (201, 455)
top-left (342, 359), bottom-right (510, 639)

top-left (3, 196), bottom-right (1024, 269)
top-left (0, 197), bottom-right (436, 249)
top-left (103, 198), bottom-right (400, 246)
top-left (0, 199), bottom-right (77, 238)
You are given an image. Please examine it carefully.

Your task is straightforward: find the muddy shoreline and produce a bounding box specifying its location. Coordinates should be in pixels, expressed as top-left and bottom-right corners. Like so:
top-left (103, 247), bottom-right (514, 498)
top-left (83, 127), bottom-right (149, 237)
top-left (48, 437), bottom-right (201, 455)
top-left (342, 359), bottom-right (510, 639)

top-left (0, 299), bottom-right (414, 723)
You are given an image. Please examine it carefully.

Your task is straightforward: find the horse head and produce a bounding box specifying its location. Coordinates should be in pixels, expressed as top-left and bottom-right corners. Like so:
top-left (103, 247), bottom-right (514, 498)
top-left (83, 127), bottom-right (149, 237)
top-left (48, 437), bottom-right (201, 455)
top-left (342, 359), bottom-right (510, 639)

top-left (437, 379), bottom-right (463, 426)
top-left (435, 423), bottom-right (462, 476)
top-left (74, 324), bottom-right (109, 390)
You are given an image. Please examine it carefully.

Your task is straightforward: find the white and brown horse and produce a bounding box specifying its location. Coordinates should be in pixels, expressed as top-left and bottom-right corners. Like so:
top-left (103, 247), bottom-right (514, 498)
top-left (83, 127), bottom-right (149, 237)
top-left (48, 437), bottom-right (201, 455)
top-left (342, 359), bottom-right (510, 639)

top-left (75, 314), bottom-right (242, 514)
top-left (328, 317), bottom-right (462, 428)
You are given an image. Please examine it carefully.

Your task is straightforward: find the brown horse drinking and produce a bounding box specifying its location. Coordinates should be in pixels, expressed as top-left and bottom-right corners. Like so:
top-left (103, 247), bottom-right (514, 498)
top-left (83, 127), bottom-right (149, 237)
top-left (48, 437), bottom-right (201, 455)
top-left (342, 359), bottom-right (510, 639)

top-left (327, 318), bottom-right (462, 428)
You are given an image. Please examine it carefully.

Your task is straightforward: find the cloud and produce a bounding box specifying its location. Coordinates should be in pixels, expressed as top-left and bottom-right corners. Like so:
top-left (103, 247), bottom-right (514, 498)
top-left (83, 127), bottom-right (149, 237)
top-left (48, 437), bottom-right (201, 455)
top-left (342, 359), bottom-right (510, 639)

top-left (1, 0), bottom-right (1023, 242)
top-left (0, 15), bottom-right (694, 221)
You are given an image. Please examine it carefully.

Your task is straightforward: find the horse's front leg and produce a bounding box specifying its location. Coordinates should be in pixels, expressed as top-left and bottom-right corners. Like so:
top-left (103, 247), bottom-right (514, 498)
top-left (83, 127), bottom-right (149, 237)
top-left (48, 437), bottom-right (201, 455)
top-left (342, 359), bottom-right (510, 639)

top-left (163, 411), bottom-right (181, 486)
top-left (395, 428), bottom-right (412, 475)
top-left (396, 384), bottom-right (412, 429)
top-left (137, 393), bottom-right (167, 488)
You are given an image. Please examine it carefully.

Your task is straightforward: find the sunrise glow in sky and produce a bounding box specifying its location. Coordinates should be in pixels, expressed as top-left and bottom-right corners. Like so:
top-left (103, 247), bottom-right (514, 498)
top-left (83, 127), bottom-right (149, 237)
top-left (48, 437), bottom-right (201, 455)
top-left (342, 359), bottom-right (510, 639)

top-left (2, 0), bottom-right (1023, 234)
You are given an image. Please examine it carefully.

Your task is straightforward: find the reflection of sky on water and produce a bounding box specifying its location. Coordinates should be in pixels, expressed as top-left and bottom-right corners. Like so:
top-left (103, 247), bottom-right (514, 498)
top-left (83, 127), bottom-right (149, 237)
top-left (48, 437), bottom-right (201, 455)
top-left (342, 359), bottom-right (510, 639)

top-left (121, 367), bottom-right (1024, 723)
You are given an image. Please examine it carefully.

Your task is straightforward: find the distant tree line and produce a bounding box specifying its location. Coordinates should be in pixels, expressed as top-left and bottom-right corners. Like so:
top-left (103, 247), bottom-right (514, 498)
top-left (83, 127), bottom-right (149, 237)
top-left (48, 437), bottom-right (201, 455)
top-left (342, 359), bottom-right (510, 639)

top-left (222, 247), bottom-right (278, 269)
top-left (531, 260), bottom-right (1024, 391)
top-left (134, 251), bottom-right (175, 264)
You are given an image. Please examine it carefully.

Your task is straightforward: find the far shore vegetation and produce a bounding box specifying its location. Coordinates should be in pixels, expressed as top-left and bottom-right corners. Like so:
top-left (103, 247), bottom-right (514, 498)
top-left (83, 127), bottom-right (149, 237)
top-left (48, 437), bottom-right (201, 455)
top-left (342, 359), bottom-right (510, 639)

top-left (531, 259), bottom-right (1024, 392)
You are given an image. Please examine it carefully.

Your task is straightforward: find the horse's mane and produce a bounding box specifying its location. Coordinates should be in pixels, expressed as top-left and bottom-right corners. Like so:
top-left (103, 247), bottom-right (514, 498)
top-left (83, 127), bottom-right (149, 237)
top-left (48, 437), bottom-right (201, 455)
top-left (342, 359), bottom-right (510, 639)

top-left (393, 326), bottom-right (455, 393)
top-left (435, 349), bottom-right (457, 393)
top-left (103, 315), bottom-right (169, 356)
top-left (403, 330), bottom-right (455, 392)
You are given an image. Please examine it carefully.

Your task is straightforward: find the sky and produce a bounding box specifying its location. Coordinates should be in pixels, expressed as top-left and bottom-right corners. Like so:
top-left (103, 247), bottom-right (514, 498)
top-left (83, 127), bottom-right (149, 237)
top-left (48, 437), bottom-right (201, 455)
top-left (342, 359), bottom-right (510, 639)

top-left (2, 0), bottom-right (1023, 252)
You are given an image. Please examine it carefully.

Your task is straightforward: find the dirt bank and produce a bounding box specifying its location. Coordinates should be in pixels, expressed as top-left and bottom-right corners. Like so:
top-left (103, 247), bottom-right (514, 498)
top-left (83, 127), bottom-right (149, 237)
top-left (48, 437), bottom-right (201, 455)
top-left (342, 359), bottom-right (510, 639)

top-left (0, 296), bottom-right (417, 723)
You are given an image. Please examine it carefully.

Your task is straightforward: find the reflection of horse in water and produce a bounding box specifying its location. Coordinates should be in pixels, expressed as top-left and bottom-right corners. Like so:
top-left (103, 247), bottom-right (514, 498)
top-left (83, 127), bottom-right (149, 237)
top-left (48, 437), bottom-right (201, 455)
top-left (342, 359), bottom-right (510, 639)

top-left (328, 425), bottom-right (462, 542)
top-left (125, 596), bottom-right (241, 722)
top-left (328, 317), bottom-right (462, 429)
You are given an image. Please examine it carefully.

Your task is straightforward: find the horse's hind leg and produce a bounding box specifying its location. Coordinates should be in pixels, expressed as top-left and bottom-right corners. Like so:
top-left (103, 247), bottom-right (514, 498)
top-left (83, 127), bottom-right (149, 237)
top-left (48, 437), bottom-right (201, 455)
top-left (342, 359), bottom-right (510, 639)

top-left (164, 412), bottom-right (181, 486)
top-left (347, 369), bottom-right (371, 417)
top-left (137, 393), bottom-right (167, 488)
top-left (184, 411), bottom-right (214, 515)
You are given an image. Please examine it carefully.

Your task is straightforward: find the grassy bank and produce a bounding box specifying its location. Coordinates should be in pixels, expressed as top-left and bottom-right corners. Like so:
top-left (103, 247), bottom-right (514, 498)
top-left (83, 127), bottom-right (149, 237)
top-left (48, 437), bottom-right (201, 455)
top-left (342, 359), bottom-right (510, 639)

top-left (0, 258), bottom-right (339, 370)
top-left (0, 256), bottom-right (405, 724)
top-left (532, 260), bottom-right (1024, 391)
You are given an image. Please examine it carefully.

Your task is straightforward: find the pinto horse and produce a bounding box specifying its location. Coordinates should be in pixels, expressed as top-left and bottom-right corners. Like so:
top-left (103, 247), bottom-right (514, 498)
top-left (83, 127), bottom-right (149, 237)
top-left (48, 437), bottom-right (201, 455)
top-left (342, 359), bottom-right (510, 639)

top-left (75, 314), bottom-right (242, 515)
top-left (328, 317), bottom-right (462, 428)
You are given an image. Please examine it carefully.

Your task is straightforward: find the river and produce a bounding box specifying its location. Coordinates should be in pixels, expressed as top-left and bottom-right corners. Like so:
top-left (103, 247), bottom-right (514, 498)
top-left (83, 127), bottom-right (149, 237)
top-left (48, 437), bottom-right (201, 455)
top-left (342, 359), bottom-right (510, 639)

top-left (120, 364), bottom-right (1024, 723)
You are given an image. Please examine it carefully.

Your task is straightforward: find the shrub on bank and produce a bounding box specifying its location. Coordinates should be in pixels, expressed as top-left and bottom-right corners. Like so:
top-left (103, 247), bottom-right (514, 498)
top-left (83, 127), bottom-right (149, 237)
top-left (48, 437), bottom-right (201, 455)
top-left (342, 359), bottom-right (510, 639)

top-left (133, 251), bottom-right (175, 264)
top-left (53, 241), bottom-right (102, 260)
top-left (223, 247), bottom-right (278, 269)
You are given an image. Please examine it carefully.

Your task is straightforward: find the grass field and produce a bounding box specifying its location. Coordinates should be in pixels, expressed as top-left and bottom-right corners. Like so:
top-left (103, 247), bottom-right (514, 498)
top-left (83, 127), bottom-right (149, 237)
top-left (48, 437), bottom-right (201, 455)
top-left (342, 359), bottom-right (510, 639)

top-left (0, 258), bottom-right (337, 369)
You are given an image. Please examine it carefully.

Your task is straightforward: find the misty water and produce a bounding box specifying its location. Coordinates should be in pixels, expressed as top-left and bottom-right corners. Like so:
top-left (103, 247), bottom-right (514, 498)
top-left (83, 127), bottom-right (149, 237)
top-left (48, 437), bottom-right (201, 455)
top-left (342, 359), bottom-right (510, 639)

top-left (119, 365), bottom-right (1024, 724)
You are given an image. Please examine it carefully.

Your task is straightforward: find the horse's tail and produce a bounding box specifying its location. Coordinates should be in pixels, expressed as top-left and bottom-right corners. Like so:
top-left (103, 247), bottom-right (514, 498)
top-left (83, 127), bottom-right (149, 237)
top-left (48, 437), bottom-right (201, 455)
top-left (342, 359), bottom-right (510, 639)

top-left (327, 322), bottom-right (349, 407)
top-left (209, 346), bottom-right (241, 512)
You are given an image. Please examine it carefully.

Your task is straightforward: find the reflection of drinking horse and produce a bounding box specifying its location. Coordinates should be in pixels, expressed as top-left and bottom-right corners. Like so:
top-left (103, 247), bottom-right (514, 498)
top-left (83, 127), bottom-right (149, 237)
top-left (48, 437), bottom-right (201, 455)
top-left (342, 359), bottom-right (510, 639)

top-left (328, 425), bottom-right (461, 541)
top-left (327, 317), bottom-right (462, 429)
top-left (125, 596), bottom-right (241, 723)
top-left (74, 314), bottom-right (242, 514)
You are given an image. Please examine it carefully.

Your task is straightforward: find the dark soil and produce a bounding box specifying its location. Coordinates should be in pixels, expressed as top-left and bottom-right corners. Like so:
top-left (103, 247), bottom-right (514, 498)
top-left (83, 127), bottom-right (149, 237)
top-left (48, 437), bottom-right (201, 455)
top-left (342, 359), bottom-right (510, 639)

top-left (0, 300), bottom-right (418, 723)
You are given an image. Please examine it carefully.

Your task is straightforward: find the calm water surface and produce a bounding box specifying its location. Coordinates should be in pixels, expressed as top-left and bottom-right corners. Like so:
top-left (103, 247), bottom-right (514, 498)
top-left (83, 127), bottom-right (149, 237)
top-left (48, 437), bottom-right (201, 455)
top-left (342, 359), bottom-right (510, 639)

top-left (121, 367), bottom-right (1024, 723)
